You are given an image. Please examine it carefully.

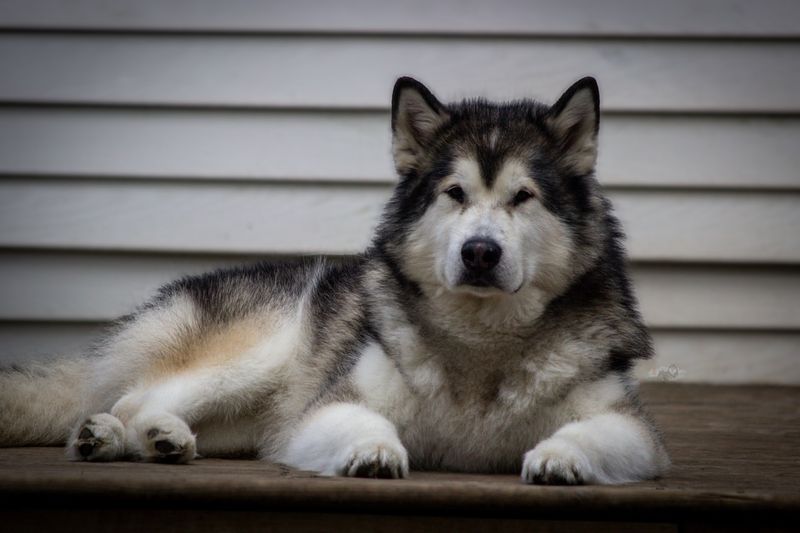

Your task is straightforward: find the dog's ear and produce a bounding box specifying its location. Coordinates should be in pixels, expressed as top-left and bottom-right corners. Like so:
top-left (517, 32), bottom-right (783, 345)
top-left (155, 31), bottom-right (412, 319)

top-left (546, 77), bottom-right (600, 175)
top-left (392, 77), bottom-right (449, 175)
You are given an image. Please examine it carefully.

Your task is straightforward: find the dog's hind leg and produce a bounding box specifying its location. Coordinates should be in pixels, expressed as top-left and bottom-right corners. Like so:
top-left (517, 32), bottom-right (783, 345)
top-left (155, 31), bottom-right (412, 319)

top-left (67, 384), bottom-right (198, 463)
top-left (67, 407), bottom-right (196, 464)
top-left (100, 370), bottom-right (248, 463)
top-left (96, 321), bottom-right (302, 463)
top-left (278, 402), bottom-right (409, 478)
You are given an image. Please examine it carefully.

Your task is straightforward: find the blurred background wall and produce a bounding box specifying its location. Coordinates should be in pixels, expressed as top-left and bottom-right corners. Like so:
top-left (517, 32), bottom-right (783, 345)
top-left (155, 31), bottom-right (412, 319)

top-left (0, 0), bottom-right (798, 383)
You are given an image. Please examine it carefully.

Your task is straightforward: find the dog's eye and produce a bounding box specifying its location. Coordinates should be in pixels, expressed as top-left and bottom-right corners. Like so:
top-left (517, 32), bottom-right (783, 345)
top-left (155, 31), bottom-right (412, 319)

top-left (445, 185), bottom-right (466, 204)
top-left (512, 189), bottom-right (534, 206)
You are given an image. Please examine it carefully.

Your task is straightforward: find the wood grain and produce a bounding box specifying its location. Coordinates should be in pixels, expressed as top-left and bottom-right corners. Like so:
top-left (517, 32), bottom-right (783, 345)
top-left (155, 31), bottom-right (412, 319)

top-left (0, 384), bottom-right (797, 530)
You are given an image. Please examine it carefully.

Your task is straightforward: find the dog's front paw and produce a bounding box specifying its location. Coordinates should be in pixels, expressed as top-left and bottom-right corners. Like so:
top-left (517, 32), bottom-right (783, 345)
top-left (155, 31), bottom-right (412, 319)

top-left (343, 441), bottom-right (409, 479)
top-left (521, 437), bottom-right (593, 485)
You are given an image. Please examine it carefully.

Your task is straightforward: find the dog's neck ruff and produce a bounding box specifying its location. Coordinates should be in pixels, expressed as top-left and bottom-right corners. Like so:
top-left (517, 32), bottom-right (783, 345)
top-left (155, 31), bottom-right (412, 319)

top-left (419, 282), bottom-right (555, 341)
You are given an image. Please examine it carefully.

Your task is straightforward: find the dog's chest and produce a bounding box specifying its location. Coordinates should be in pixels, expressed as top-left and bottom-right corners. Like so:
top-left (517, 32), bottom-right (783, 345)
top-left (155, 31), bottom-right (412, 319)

top-left (351, 325), bottom-right (595, 471)
top-left (397, 385), bottom-right (560, 472)
top-left (352, 341), bottom-right (580, 472)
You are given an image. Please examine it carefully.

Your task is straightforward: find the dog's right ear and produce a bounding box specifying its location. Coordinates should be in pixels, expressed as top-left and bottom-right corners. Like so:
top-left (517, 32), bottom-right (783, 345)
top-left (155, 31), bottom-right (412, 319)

top-left (391, 77), bottom-right (449, 175)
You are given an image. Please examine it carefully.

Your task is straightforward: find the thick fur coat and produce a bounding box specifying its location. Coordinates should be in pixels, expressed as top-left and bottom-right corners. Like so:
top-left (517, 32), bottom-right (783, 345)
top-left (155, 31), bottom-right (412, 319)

top-left (0, 77), bottom-right (669, 484)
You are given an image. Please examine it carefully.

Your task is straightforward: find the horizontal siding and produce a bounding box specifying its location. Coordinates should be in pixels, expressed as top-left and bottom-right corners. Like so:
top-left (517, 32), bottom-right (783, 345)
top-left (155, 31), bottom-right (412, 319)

top-left (0, 4), bottom-right (798, 384)
top-left (1, 108), bottom-right (798, 189)
top-left (0, 0), bottom-right (798, 38)
top-left (1, 34), bottom-right (799, 112)
top-left (0, 322), bottom-right (108, 363)
top-left (640, 331), bottom-right (800, 385)
top-left (0, 252), bottom-right (798, 330)
top-left (1, 179), bottom-right (798, 262)
top-left (2, 323), bottom-right (797, 385)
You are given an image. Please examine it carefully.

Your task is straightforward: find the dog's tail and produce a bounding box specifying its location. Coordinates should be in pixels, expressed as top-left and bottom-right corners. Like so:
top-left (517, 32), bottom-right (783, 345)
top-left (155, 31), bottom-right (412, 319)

top-left (0, 357), bottom-right (91, 446)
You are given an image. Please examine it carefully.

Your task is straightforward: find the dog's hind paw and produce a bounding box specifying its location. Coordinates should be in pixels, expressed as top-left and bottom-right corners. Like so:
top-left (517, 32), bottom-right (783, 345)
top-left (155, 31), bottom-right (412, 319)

top-left (67, 413), bottom-right (126, 462)
top-left (129, 412), bottom-right (196, 464)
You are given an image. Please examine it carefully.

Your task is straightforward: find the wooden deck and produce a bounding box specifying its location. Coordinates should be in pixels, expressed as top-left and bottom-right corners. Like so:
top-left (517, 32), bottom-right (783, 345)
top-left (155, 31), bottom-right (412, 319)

top-left (1, 383), bottom-right (799, 532)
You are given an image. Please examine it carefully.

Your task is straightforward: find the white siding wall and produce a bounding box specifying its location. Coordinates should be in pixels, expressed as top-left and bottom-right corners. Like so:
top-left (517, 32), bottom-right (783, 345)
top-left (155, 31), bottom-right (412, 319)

top-left (0, 0), bottom-right (798, 384)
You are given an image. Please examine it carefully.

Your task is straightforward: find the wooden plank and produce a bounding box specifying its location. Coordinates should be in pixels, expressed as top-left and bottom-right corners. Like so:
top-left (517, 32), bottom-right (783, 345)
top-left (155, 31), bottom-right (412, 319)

top-left (0, 252), bottom-right (798, 330)
top-left (631, 265), bottom-right (800, 329)
top-left (0, 384), bottom-right (799, 525)
top-left (1, 108), bottom-right (798, 189)
top-left (613, 191), bottom-right (800, 263)
top-left (1, 34), bottom-right (798, 112)
top-left (0, 0), bottom-right (797, 38)
top-left (637, 331), bottom-right (800, 385)
top-left (2, 323), bottom-right (798, 384)
top-left (0, 322), bottom-right (107, 365)
top-left (599, 116), bottom-right (800, 190)
top-left (0, 253), bottom-right (243, 322)
top-left (0, 179), bottom-right (384, 255)
top-left (0, 180), bottom-right (798, 262)
top-left (0, 508), bottom-right (679, 533)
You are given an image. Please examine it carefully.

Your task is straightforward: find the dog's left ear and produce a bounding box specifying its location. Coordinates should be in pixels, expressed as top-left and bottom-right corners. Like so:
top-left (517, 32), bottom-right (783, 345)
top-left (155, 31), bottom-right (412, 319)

top-left (546, 77), bottom-right (600, 175)
top-left (392, 77), bottom-right (450, 175)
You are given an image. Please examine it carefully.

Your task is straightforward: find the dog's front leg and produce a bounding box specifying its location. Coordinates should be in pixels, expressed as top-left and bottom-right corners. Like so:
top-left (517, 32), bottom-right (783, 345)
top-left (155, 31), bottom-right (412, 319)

top-left (521, 411), bottom-right (669, 485)
top-left (280, 402), bottom-right (409, 478)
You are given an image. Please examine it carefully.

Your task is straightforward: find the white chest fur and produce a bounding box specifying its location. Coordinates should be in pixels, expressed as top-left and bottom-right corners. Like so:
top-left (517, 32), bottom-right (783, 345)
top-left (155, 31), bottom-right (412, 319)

top-left (350, 340), bottom-right (601, 472)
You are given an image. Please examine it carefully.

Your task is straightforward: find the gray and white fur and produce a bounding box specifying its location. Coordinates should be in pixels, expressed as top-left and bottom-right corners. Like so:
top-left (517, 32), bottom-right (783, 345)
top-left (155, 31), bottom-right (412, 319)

top-left (0, 77), bottom-right (669, 484)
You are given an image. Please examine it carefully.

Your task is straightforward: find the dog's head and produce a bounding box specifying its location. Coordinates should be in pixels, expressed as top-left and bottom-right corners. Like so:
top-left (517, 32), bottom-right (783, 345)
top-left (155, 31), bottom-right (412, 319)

top-left (376, 77), bottom-right (608, 299)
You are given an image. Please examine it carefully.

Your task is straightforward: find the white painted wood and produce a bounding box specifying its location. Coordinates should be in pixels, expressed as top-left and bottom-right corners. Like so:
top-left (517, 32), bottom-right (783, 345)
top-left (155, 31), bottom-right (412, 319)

top-left (2, 321), bottom-right (796, 384)
top-left (1, 180), bottom-right (798, 261)
top-left (0, 322), bottom-right (107, 365)
top-left (600, 116), bottom-right (800, 190)
top-left (0, 252), bottom-right (797, 329)
top-left (0, 1), bottom-right (797, 385)
top-left (614, 192), bottom-right (800, 263)
top-left (636, 331), bottom-right (800, 385)
top-left (1, 0), bottom-right (798, 37)
top-left (2, 108), bottom-right (798, 189)
top-left (1, 34), bottom-right (798, 112)
top-left (630, 266), bottom-right (800, 329)
top-left (0, 179), bottom-right (384, 255)
top-left (0, 252), bottom-right (246, 322)
top-left (0, 108), bottom-right (394, 183)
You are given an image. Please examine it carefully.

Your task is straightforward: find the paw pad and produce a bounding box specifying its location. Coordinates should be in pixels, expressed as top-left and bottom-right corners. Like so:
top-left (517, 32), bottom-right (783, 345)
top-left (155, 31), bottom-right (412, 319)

top-left (154, 440), bottom-right (177, 455)
top-left (68, 413), bottom-right (126, 462)
top-left (136, 416), bottom-right (196, 464)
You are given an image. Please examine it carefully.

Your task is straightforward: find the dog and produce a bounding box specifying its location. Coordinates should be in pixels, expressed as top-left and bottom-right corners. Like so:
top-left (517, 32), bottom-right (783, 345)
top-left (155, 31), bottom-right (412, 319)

top-left (0, 76), bottom-right (669, 484)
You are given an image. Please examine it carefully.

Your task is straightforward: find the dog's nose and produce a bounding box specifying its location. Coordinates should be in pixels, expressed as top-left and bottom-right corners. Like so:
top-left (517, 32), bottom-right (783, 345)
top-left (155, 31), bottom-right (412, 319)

top-left (461, 238), bottom-right (502, 273)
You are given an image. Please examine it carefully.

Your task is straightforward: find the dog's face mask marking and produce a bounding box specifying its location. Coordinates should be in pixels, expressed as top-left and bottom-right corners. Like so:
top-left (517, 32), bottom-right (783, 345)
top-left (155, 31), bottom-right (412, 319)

top-left (387, 77), bottom-right (601, 298)
top-left (406, 156), bottom-right (575, 297)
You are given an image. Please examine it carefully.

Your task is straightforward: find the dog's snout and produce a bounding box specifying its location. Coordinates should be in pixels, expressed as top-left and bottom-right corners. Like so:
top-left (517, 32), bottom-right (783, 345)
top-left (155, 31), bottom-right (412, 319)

top-left (461, 238), bottom-right (502, 273)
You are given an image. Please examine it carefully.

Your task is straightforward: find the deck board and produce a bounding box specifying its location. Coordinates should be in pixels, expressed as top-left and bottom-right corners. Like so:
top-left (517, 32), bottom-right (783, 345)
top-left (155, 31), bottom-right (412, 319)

top-left (1, 383), bottom-right (799, 530)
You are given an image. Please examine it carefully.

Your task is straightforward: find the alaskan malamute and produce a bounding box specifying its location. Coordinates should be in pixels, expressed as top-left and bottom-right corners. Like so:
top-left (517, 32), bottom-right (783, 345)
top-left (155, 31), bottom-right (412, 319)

top-left (0, 77), bottom-right (669, 484)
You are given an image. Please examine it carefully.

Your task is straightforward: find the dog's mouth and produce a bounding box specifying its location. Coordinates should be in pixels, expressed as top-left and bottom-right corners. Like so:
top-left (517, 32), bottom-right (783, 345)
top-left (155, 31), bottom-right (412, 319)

top-left (463, 272), bottom-right (497, 287)
top-left (454, 273), bottom-right (507, 296)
